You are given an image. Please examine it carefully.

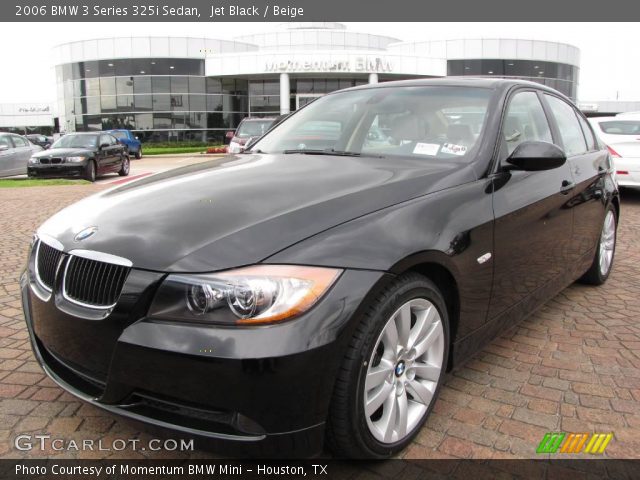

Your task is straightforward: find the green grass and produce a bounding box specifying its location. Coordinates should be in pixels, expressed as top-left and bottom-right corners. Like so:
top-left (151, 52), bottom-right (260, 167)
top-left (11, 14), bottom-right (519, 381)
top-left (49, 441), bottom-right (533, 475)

top-left (0, 178), bottom-right (90, 188)
top-left (144, 146), bottom-right (209, 155)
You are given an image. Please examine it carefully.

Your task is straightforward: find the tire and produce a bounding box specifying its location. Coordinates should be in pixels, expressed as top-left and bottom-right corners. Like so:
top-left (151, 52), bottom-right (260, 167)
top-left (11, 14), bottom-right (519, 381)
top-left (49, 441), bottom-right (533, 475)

top-left (326, 273), bottom-right (450, 458)
top-left (118, 155), bottom-right (130, 177)
top-left (135, 147), bottom-right (142, 160)
top-left (84, 161), bottom-right (96, 182)
top-left (579, 204), bottom-right (617, 285)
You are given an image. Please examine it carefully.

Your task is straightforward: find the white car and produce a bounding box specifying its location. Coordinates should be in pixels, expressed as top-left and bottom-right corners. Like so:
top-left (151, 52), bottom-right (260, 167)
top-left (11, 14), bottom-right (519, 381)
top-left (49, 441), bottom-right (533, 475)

top-left (589, 116), bottom-right (640, 187)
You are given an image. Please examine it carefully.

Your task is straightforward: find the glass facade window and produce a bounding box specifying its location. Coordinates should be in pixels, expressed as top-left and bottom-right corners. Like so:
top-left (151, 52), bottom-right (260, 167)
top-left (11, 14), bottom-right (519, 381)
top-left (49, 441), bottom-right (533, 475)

top-left (171, 77), bottom-right (189, 94)
top-left (447, 59), bottom-right (578, 99)
top-left (134, 76), bottom-right (152, 95)
top-left (116, 77), bottom-right (134, 96)
top-left (99, 77), bottom-right (116, 96)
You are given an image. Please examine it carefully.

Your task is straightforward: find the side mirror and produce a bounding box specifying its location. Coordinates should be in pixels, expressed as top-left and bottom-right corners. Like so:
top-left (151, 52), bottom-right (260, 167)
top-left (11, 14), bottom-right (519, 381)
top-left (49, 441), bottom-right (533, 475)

top-left (0, 144), bottom-right (9, 152)
top-left (100, 143), bottom-right (109, 150)
top-left (225, 130), bottom-right (235, 139)
top-left (505, 141), bottom-right (566, 171)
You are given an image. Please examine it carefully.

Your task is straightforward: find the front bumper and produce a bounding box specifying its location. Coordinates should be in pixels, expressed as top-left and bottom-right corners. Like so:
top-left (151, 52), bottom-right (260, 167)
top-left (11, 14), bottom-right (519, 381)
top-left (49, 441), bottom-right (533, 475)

top-left (21, 265), bottom-right (386, 457)
top-left (28, 162), bottom-right (87, 178)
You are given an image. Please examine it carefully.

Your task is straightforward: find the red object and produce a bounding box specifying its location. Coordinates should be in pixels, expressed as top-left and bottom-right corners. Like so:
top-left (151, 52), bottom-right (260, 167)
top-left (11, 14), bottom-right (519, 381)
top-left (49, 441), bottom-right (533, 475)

top-left (206, 146), bottom-right (228, 154)
top-left (617, 171), bottom-right (629, 175)
top-left (606, 145), bottom-right (621, 158)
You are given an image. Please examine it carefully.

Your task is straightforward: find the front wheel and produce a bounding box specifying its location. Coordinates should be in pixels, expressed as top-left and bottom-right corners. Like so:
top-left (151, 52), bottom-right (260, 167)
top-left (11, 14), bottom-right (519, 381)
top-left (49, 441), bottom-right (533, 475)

top-left (326, 273), bottom-right (449, 458)
top-left (579, 205), bottom-right (617, 285)
top-left (118, 155), bottom-right (130, 176)
top-left (84, 161), bottom-right (96, 182)
top-left (135, 147), bottom-right (142, 160)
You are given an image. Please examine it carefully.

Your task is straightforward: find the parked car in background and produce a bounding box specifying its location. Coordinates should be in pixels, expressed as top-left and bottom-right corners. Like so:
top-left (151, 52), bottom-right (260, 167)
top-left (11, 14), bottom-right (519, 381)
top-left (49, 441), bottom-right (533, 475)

top-left (589, 116), bottom-right (640, 187)
top-left (227, 117), bottom-right (279, 153)
top-left (22, 79), bottom-right (619, 458)
top-left (28, 132), bottom-right (129, 182)
top-left (0, 133), bottom-right (43, 177)
top-left (26, 134), bottom-right (53, 150)
top-left (106, 129), bottom-right (143, 159)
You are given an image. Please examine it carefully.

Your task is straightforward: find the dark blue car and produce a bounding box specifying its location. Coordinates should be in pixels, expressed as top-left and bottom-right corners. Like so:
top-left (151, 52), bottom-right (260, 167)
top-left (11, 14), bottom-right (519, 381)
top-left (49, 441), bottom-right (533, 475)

top-left (106, 130), bottom-right (142, 159)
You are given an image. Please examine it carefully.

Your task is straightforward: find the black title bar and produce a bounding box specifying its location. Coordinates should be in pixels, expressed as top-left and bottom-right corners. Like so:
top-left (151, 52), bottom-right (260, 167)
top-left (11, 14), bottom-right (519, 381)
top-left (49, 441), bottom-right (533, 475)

top-left (5, 0), bottom-right (640, 21)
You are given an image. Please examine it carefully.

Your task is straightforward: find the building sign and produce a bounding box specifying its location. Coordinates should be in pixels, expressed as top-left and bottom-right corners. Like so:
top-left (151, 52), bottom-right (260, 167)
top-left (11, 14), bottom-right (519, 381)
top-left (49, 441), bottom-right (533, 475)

top-left (17, 106), bottom-right (51, 114)
top-left (265, 56), bottom-right (393, 73)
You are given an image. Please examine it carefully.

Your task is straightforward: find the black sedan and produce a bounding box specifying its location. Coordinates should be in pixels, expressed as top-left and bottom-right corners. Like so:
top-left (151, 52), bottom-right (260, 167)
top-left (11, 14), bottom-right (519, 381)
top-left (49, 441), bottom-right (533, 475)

top-left (28, 132), bottom-right (129, 182)
top-left (21, 79), bottom-right (618, 458)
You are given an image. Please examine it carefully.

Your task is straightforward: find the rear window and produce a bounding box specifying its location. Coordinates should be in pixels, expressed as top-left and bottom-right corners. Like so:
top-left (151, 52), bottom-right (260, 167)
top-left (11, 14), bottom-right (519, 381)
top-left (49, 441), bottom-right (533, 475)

top-left (598, 121), bottom-right (640, 135)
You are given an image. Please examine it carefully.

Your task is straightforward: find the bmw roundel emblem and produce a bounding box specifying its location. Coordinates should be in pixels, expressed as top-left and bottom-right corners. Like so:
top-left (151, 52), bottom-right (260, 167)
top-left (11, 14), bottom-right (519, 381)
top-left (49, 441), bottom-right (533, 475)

top-left (395, 361), bottom-right (406, 377)
top-left (74, 226), bottom-right (98, 242)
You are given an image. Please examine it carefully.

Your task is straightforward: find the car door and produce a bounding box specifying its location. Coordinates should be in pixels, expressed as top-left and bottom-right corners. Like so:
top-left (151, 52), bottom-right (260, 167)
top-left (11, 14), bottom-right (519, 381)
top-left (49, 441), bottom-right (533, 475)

top-left (106, 134), bottom-right (123, 170)
top-left (488, 89), bottom-right (576, 318)
top-left (10, 135), bottom-right (33, 175)
top-left (0, 135), bottom-right (17, 177)
top-left (543, 94), bottom-right (609, 262)
top-left (97, 134), bottom-right (117, 171)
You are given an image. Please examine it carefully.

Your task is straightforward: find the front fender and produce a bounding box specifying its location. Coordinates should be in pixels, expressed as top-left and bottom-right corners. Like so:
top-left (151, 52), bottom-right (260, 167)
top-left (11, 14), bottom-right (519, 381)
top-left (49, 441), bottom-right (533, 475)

top-left (265, 179), bottom-right (496, 341)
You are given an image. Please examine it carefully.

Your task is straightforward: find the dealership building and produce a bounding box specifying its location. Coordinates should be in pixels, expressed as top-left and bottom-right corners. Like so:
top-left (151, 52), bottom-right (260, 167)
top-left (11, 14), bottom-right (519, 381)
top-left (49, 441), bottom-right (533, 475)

top-left (0, 102), bottom-right (55, 135)
top-left (52, 23), bottom-right (581, 142)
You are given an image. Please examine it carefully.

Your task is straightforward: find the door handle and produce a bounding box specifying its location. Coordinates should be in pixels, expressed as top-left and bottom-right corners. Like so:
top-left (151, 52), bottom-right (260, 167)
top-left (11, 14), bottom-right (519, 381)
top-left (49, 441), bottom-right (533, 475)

top-left (560, 180), bottom-right (575, 195)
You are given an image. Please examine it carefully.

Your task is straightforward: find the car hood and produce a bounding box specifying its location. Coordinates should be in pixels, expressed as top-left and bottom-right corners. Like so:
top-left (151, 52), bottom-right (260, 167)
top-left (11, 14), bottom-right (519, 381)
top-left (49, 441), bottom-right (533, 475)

top-left (37, 153), bottom-right (477, 272)
top-left (33, 147), bottom-right (93, 157)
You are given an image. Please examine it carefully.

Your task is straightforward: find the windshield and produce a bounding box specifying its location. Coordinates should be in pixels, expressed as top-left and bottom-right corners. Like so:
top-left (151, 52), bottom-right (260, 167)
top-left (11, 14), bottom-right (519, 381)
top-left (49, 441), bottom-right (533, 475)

top-left (598, 120), bottom-right (640, 135)
top-left (236, 120), bottom-right (274, 138)
top-left (250, 86), bottom-right (493, 160)
top-left (52, 134), bottom-right (98, 149)
top-left (110, 131), bottom-right (128, 140)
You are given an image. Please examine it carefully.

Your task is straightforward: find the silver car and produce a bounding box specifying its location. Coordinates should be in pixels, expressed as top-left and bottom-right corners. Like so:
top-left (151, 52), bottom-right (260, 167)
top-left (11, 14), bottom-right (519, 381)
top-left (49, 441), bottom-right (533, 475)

top-left (0, 133), bottom-right (43, 177)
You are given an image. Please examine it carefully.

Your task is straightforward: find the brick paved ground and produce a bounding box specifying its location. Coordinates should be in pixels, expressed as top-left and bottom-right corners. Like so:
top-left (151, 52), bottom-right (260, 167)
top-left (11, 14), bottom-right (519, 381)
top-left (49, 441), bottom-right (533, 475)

top-left (0, 183), bottom-right (639, 460)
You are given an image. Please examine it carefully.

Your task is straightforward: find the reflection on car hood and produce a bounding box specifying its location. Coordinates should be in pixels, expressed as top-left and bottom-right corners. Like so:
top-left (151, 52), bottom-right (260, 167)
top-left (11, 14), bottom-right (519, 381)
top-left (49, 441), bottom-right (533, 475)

top-left (33, 148), bottom-right (93, 157)
top-left (38, 153), bottom-right (477, 272)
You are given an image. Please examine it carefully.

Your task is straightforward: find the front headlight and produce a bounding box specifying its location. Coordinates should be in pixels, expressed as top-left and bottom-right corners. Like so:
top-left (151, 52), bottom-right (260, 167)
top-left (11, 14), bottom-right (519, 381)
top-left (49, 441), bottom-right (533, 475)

top-left (66, 156), bottom-right (86, 163)
top-left (28, 157), bottom-right (39, 164)
top-left (149, 265), bottom-right (342, 325)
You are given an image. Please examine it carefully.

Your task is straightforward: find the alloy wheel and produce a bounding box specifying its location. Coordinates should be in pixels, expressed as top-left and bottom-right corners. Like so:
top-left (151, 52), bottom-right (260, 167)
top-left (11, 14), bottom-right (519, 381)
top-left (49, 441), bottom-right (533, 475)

top-left (364, 298), bottom-right (444, 444)
top-left (599, 210), bottom-right (616, 276)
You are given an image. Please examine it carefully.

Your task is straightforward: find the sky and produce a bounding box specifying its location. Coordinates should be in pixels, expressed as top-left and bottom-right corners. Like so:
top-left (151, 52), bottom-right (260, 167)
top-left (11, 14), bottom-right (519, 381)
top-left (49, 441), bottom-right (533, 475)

top-left (0, 22), bottom-right (637, 104)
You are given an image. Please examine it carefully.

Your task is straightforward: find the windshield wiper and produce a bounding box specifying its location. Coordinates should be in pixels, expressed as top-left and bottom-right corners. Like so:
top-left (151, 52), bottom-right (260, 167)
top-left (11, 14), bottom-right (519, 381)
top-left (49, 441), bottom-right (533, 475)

top-left (283, 149), bottom-right (383, 158)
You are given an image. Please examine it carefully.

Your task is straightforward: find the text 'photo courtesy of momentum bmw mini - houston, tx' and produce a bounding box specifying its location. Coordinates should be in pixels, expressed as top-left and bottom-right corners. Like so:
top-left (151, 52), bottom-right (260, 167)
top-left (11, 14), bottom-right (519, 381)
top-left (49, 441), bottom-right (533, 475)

top-left (21, 78), bottom-right (618, 458)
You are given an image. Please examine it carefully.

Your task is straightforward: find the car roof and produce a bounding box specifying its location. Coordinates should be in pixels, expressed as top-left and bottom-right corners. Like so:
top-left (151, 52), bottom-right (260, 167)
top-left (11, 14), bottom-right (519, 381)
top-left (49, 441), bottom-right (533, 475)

top-left (342, 77), bottom-right (569, 98)
top-left (241, 117), bottom-right (277, 122)
top-left (589, 116), bottom-right (617, 123)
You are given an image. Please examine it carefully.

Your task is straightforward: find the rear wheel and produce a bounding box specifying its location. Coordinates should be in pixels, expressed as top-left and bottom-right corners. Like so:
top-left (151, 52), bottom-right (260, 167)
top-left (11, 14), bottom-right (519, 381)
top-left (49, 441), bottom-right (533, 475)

top-left (135, 147), bottom-right (142, 160)
top-left (84, 161), bottom-right (96, 182)
top-left (326, 273), bottom-right (449, 458)
top-left (579, 205), bottom-right (617, 285)
top-left (118, 155), bottom-right (130, 176)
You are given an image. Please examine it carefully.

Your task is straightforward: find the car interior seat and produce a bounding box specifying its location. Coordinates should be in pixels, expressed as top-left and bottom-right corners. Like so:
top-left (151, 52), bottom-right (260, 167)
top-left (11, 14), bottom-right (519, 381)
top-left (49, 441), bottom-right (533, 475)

top-left (446, 124), bottom-right (475, 146)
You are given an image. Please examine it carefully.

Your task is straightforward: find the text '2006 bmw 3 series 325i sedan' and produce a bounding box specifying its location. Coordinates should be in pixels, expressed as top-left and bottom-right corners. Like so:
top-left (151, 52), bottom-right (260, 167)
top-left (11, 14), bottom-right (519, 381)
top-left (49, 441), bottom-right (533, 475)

top-left (21, 79), bottom-right (619, 458)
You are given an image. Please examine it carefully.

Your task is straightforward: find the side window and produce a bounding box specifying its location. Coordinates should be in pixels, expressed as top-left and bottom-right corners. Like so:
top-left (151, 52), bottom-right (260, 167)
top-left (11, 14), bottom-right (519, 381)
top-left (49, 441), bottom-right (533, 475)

top-left (544, 94), bottom-right (588, 156)
top-left (12, 136), bottom-right (28, 148)
top-left (577, 114), bottom-right (597, 150)
top-left (503, 91), bottom-right (552, 155)
top-left (99, 135), bottom-right (110, 147)
top-left (0, 136), bottom-right (12, 149)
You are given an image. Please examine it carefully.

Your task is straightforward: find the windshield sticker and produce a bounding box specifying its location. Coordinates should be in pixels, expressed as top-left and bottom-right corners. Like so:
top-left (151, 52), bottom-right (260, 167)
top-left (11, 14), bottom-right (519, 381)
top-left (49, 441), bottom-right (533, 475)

top-left (441, 143), bottom-right (467, 155)
top-left (413, 143), bottom-right (441, 156)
